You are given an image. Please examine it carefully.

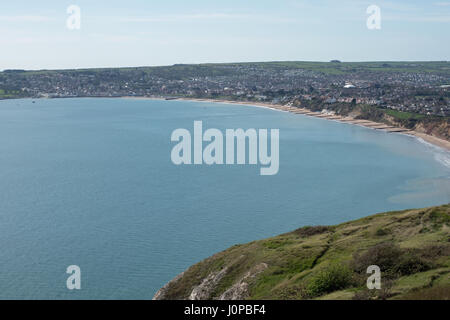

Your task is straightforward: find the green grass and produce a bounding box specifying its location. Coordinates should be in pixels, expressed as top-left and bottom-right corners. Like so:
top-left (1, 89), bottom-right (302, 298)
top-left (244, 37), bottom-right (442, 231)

top-left (6, 61), bottom-right (450, 77)
top-left (384, 109), bottom-right (426, 120)
top-left (305, 264), bottom-right (354, 297)
top-left (0, 88), bottom-right (25, 99)
top-left (227, 61), bottom-right (450, 75)
top-left (155, 205), bottom-right (450, 300)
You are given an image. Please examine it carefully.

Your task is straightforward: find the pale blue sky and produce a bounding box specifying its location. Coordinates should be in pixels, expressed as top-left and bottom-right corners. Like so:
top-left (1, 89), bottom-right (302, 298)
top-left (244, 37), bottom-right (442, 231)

top-left (0, 0), bottom-right (449, 70)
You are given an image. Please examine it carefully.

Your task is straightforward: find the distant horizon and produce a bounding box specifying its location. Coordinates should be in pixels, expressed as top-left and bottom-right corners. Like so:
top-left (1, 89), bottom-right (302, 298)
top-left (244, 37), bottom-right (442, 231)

top-left (2, 59), bottom-right (449, 72)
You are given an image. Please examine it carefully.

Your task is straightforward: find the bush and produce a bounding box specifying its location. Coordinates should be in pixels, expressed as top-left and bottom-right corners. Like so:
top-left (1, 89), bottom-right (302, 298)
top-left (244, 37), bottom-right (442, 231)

top-left (375, 228), bottom-right (390, 236)
top-left (420, 244), bottom-right (450, 260)
top-left (393, 250), bottom-right (433, 275)
top-left (292, 226), bottom-right (331, 238)
top-left (351, 243), bottom-right (403, 276)
top-left (351, 243), bottom-right (433, 278)
top-left (306, 264), bottom-right (353, 297)
top-left (352, 280), bottom-right (395, 300)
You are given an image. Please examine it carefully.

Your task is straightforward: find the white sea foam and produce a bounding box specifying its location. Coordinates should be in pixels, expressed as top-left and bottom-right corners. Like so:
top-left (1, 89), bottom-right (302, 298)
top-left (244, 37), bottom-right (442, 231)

top-left (414, 137), bottom-right (450, 170)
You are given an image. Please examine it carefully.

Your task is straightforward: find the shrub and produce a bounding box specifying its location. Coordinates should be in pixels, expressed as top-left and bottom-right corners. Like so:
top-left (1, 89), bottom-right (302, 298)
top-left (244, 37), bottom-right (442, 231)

top-left (351, 243), bottom-right (403, 276)
top-left (393, 250), bottom-right (433, 275)
top-left (375, 228), bottom-right (390, 236)
top-left (351, 243), bottom-right (433, 278)
top-left (306, 264), bottom-right (353, 297)
top-left (352, 290), bottom-right (373, 300)
top-left (352, 280), bottom-right (395, 300)
top-left (292, 226), bottom-right (330, 238)
top-left (419, 244), bottom-right (450, 260)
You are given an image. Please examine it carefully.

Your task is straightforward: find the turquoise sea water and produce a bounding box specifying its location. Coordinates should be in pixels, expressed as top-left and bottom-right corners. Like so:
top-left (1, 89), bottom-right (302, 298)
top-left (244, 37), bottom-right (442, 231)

top-left (0, 98), bottom-right (449, 299)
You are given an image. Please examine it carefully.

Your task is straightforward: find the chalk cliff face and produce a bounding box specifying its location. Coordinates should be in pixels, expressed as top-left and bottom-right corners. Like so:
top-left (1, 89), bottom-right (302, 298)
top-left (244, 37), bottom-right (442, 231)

top-left (154, 205), bottom-right (450, 300)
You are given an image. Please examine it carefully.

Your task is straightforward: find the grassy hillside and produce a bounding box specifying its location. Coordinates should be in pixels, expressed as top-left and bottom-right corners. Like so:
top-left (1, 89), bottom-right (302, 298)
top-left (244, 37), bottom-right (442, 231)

top-left (5, 61), bottom-right (450, 77)
top-left (154, 205), bottom-right (450, 300)
top-left (234, 61), bottom-right (450, 75)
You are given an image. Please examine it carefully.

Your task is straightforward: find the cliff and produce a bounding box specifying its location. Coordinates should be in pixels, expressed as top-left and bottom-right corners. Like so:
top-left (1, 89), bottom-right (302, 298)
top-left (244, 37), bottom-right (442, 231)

top-left (154, 205), bottom-right (450, 300)
top-left (296, 99), bottom-right (450, 142)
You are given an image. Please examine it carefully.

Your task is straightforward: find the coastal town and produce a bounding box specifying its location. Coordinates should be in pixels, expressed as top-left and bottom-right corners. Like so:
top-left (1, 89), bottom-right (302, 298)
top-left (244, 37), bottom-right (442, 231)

top-left (1, 61), bottom-right (449, 117)
top-left (1, 0), bottom-right (450, 303)
top-left (1, 61), bottom-right (449, 147)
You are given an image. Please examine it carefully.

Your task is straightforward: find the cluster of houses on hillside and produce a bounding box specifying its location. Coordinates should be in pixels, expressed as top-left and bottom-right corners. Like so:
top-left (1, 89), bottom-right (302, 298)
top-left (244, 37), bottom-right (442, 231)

top-left (0, 63), bottom-right (449, 116)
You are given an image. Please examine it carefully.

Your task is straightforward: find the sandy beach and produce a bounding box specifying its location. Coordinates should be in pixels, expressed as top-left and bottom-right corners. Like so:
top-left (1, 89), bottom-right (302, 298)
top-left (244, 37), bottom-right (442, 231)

top-left (123, 96), bottom-right (450, 152)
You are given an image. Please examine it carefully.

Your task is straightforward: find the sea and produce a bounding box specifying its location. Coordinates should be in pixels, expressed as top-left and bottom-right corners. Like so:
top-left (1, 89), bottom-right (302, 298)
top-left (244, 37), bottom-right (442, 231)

top-left (0, 98), bottom-right (449, 299)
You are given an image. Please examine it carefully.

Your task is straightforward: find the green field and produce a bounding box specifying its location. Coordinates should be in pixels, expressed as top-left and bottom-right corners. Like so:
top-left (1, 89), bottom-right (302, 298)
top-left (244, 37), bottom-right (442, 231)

top-left (0, 89), bottom-right (22, 99)
top-left (7, 61), bottom-right (450, 77)
top-left (223, 61), bottom-right (450, 75)
top-left (384, 109), bottom-right (426, 120)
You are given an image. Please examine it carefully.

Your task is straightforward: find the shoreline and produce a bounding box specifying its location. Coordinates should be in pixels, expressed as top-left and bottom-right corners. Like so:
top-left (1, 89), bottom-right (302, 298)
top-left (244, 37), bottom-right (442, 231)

top-left (3, 95), bottom-right (449, 152)
top-left (123, 96), bottom-right (450, 152)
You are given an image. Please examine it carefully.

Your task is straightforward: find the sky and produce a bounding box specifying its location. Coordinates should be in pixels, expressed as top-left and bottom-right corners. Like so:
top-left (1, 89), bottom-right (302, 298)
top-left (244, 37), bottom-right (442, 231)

top-left (0, 0), bottom-right (449, 70)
